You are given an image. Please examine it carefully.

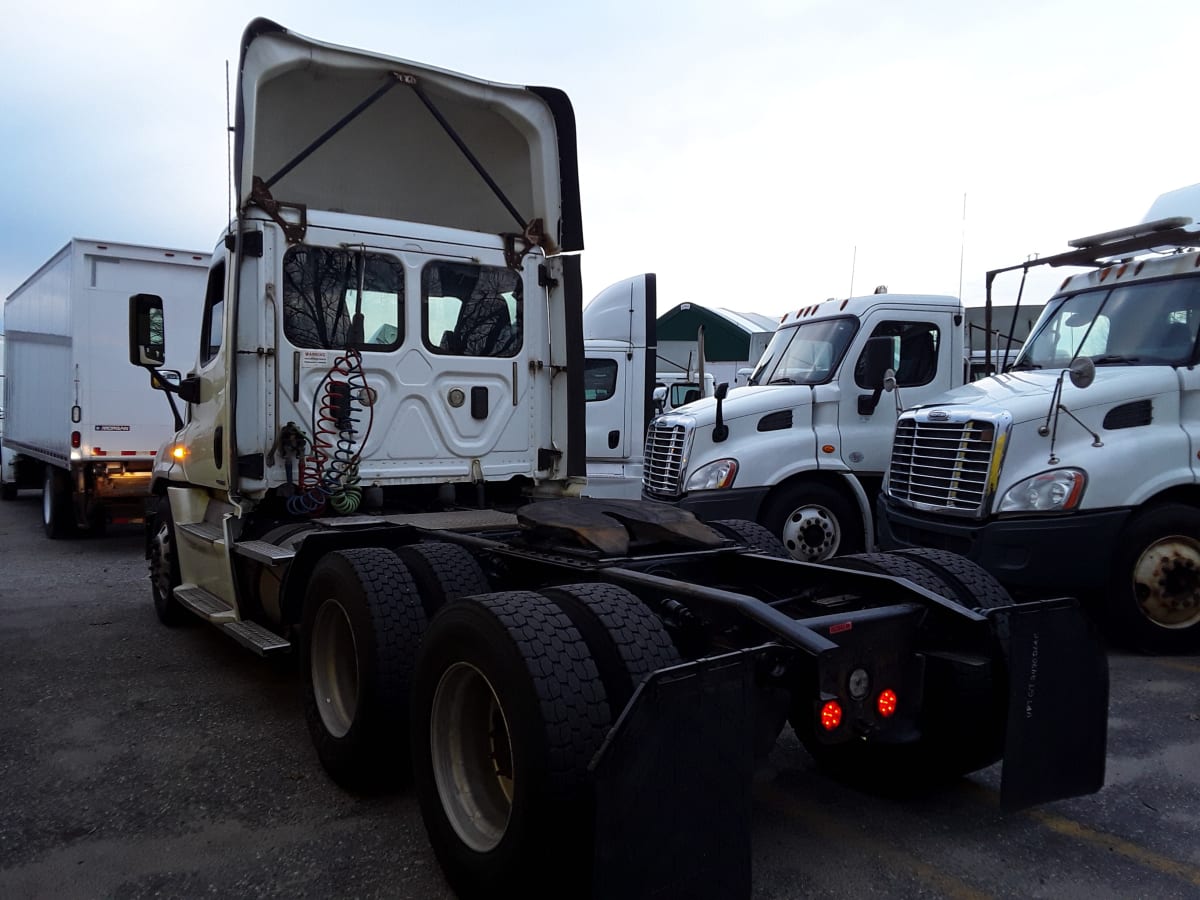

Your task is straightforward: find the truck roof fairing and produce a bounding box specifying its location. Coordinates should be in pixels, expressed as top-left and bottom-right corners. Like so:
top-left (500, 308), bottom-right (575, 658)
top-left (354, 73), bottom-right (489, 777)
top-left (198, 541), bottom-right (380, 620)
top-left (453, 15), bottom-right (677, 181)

top-left (234, 18), bottom-right (582, 252)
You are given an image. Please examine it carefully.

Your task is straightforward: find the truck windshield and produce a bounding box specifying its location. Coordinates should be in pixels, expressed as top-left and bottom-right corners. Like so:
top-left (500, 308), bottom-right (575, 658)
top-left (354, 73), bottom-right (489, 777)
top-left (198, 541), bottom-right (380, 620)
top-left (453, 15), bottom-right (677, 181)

top-left (1014, 276), bottom-right (1200, 369)
top-left (749, 317), bottom-right (858, 385)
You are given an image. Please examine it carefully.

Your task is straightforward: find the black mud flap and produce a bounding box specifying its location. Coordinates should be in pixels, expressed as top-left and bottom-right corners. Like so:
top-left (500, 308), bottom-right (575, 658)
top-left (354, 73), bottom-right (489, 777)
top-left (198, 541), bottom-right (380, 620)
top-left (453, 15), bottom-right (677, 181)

top-left (997, 599), bottom-right (1109, 811)
top-left (591, 650), bottom-right (758, 900)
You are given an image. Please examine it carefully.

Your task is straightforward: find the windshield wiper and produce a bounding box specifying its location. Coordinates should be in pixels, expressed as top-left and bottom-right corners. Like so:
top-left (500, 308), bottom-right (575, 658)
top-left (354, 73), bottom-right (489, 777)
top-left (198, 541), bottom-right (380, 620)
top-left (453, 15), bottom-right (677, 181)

top-left (768, 377), bottom-right (799, 385)
top-left (1091, 354), bottom-right (1139, 366)
top-left (1009, 359), bottom-right (1041, 370)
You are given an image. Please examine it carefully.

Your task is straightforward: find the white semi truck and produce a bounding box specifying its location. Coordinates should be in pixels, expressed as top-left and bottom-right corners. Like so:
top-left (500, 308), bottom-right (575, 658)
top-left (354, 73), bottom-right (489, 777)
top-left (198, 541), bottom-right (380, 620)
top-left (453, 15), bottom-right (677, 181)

top-left (879, 188), bottom-right (1200, 655)
top-left (1, 240), bottom-right (208, 534)
top-left (582, 273), bottom-right (713, 499)
top-left (125, 19), bottom-right (1108, 898)
top-left (641, 292), bottom-right (982, 560)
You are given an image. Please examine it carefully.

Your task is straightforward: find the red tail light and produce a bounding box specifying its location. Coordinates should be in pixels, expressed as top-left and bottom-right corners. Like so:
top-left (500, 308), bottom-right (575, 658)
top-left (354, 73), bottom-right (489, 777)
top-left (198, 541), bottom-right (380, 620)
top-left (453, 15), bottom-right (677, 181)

top-left (820, 700), bottom-right (842, 731)
top-left (877, 689), bottom-right (897, 718)
top-left (71, 431), bottom-right (81, 449)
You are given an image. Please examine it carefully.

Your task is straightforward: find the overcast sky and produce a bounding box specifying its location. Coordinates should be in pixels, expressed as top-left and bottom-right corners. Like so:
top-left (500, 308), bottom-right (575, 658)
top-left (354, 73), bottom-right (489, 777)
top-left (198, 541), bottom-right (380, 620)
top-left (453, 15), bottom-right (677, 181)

top-left (3, 0), bottom-right (1199, 327)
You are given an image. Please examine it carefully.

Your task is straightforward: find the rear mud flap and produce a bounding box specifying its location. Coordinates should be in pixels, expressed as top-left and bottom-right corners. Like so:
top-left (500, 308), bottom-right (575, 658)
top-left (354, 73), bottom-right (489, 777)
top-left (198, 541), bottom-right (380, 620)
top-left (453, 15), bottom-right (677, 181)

top-left (997, 599), bottom-right (1109, 811)
top-left (591, 650), bottom-right (758, 900)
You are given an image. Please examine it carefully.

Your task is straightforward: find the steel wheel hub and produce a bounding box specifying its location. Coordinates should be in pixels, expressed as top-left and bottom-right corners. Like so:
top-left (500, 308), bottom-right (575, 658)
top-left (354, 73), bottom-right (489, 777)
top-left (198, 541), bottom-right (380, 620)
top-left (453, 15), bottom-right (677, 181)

top-left (1134, 535), bottom-right (1200, 629)
top-left (310, 599), bottom-right (359, 738)
top-left (781, 504), bottom-right (841, 562)
top-left (430, 662), bottom-right (514, 853)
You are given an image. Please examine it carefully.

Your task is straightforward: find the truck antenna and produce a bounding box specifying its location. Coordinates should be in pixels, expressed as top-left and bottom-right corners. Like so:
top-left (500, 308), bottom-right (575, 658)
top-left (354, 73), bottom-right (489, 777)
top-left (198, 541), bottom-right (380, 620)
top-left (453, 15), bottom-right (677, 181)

top-left (958, 192), bottom-right (967, 301)
top-left (226, 60), bottom-right (233, 226)
top-left (849, 245), bottom-right (857, 298)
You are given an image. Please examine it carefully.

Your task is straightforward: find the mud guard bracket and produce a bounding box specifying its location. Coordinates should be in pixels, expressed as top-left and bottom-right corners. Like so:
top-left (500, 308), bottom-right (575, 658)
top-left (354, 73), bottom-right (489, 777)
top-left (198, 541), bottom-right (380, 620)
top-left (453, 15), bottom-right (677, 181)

top-left (996, 599), bottom-right (1109, 810)
top-left (590, 650), bottom-right (759, 900)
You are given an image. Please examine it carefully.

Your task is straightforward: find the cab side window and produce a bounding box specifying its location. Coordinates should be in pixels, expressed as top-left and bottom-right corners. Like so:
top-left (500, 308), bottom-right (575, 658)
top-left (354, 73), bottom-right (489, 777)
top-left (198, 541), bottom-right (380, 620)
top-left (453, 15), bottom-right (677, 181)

top-left (200, 260), bottom-right (226, 368)
top-left (584, 358), bottom-right (618, 401)
top-left (854, 321), bottom-right (940, 388)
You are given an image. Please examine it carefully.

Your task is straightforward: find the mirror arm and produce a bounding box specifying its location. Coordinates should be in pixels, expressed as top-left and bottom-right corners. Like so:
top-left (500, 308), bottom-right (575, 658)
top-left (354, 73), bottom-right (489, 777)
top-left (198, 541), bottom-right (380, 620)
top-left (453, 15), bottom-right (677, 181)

top-left (147, 368), bottom-right (184, 432)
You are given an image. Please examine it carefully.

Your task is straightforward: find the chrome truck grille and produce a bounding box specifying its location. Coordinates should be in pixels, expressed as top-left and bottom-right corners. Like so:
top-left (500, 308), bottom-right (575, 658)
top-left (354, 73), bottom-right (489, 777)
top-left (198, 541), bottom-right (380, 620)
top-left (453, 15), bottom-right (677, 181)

top-left (887, 411), bottom-right (1005, 516)
top-left (642, 419), bottom-right (690, 497)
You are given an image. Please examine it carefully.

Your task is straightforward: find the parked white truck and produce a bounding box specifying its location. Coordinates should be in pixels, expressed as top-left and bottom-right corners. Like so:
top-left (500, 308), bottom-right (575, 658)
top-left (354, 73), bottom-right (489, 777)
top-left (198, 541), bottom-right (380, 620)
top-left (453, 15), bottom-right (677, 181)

top-left (641, 292), bottom-right (970, 560)
top-left (1, 240), bottom-right (208, 534)
top-left (124, 19), bottom-right (1108, 899)
top-left (582, 273), bottom-right (713, 499)
top-left (878, 190), bottom-right (1200, 654)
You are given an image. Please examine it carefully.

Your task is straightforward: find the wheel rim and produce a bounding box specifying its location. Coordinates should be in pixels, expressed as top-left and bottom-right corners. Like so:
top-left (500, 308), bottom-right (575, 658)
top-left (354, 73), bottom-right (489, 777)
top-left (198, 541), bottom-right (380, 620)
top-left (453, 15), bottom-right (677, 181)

top-left (310, 599), bottom-right (359, 738)
top-left (150, 522), bottom-right (173, 602)
top-left (42, 471), bottom-right (53, 525)
top-left (780, 504), bottom-right (841, 562)
top-left (1133, 534), bottom-right (1200, 630)
top-left (430, 661), bottom-right (514, 853)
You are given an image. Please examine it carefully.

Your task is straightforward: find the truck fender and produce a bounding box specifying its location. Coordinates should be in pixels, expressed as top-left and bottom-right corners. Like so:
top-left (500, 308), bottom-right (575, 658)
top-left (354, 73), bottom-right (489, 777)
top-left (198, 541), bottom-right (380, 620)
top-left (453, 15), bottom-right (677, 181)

top-left (838, 472), bottom-right (876, 552)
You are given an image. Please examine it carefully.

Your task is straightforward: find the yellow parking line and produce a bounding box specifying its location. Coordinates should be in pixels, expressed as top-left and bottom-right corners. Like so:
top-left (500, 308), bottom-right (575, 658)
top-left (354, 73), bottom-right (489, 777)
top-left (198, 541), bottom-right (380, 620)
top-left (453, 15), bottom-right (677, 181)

top-left (1153, 659), bottom-right (1200, 674)
top-left (1028, 809), bottom-right (1200, 888)
top-left (961, 782), bottom-right (1200, 888)
top-left (757, 790), bottom-right (993, 900)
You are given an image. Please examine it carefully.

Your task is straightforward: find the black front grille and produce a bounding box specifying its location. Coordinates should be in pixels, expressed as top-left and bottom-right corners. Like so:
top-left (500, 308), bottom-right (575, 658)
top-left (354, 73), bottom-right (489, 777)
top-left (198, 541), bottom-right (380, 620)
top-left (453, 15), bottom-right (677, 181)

top-left (888, 417), bottom-right (996, 514)
top-left (642, 421), bottom-right (688, 496)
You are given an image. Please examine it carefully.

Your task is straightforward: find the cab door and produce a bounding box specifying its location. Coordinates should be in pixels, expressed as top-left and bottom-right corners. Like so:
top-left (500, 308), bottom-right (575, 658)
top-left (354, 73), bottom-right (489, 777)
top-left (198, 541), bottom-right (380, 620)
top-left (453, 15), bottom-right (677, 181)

top-left (833, 309), bottom-right (959, 476)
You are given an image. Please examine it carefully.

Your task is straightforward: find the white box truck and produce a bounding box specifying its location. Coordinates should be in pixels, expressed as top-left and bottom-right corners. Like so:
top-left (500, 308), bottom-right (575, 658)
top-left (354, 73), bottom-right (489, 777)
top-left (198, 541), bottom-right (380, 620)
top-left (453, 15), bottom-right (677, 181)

top-left (1, 240), bottom-right (209, 535)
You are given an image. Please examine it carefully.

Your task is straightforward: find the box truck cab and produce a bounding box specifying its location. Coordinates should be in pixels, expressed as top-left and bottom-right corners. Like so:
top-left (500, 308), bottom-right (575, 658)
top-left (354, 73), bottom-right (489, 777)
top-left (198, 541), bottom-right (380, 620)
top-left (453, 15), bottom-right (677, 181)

top-left (642, 292), bottom-right (966, 560)
top-left (879, 187), bottom-right (1200, 653)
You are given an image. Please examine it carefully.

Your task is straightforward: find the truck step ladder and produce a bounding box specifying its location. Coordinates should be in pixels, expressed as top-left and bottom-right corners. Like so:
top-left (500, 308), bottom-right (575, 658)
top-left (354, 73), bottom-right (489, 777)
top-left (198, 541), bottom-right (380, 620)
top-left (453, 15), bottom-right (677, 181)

top-left (233, 540), bottom-right (296, 566)
top-left (222, 620), bottom-right (291, 656)
top-left (174, 585), bottom-right (236, 622)
top-left (177, 521), bottom-right (225, 542)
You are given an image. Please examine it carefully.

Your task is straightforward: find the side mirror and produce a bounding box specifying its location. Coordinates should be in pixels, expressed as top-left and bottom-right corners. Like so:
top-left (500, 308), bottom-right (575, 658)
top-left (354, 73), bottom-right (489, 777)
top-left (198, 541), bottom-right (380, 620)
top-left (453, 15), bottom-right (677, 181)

top-left (1068, 356), bottom-right (1096, 390)
top-left (652, 386), bottom-right (667, 412)
top-left (883, 368), bottom-right (897, 393)
top-left (862, 336), bottom-right (894, 389)
top-left (129, 293), bottom-right (166, 368)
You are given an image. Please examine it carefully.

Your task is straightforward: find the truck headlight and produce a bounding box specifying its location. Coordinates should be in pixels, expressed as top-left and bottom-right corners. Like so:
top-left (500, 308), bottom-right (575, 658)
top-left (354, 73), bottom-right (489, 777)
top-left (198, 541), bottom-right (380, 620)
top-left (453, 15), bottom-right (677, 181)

top-left (997, 468), bottom-right (1086, 513)
top-left (686, 458), bottom-right (738, 491)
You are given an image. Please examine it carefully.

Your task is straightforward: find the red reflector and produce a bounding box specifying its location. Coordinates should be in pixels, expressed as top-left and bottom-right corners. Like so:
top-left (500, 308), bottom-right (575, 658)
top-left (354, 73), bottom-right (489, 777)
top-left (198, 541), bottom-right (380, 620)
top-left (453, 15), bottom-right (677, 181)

top-left (829, 621), bottom-right (852, 634)
top-left (93, 449), bottom-right (107, 456)
top-left (820, 700), bottom-right (842, 731)
top-left (121, 450), bottom-right (137, 456)
top-left (71, 431), bottom-right (81, 448)
top-left (877, 689), bottom-right (898, 718)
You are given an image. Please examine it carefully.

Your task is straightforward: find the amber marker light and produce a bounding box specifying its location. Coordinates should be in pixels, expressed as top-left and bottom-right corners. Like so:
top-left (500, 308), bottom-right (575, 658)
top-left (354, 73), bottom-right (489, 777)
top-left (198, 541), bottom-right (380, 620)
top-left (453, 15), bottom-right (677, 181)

top-left (877, 689), bottom-right (898, 718)
top-left (171, 445), bottom-right (188, 461)
top-left (820, 700), bottom-right (842, 731)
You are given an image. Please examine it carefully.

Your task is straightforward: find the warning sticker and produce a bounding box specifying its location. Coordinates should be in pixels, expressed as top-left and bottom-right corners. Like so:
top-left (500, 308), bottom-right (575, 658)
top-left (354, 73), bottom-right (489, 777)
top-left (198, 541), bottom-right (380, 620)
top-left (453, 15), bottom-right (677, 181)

top-left (301, 350), bottom-right (334, 368)
top-left (95, 425), bottom-right (132, 431)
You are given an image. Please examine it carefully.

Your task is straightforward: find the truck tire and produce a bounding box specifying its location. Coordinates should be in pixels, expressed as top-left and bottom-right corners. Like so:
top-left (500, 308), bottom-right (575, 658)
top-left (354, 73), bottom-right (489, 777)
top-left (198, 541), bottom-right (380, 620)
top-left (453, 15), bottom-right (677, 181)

top-left (892, 547), bottom-right (1012, 610)
top-left (412, 591), bottom-right (610, 899)
top-left (149, 497), bottom-right (188, 627)
top-left (541, 583), bottom-right (682, 713)
top-left (301, 548), bottom-right (428, 788)
top-left (42, 467), bottom-right (77, 539)
top-left (1108, 503), bottom-right (1200, 654)
top-left (761, 482), bottom-right (862, 563)
top-left (395, 541), bottom-right (490, 616)
top-left (797, 550), bottom-right (1007, 788)
top-left (708, 518), bottom-right (790, 559)
top-left (828, 551), bottom-right (957, 600)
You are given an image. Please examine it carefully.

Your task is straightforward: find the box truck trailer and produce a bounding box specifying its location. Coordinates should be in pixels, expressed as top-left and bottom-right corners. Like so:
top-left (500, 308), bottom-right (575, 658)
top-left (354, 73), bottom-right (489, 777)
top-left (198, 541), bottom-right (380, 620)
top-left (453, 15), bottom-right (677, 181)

top-left (1, 240), bottom-right (209, 535)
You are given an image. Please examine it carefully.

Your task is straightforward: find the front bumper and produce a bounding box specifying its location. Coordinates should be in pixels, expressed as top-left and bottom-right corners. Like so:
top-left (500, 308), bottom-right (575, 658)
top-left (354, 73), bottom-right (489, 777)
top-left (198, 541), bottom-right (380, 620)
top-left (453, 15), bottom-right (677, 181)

top-left (642, 485), bottom-right (771, 523)
top-left (876, 495), bottom-right (1131, 593)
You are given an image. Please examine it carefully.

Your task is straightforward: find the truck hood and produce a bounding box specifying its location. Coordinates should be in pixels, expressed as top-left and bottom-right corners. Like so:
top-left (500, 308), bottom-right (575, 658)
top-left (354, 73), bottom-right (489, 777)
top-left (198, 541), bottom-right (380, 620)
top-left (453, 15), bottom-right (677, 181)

top-left (234, 19), bottom-right (581, 250)
top-left (668, 384), bottom-right (810, 427)
top-left (909, 367), bottom-right (1181, 424)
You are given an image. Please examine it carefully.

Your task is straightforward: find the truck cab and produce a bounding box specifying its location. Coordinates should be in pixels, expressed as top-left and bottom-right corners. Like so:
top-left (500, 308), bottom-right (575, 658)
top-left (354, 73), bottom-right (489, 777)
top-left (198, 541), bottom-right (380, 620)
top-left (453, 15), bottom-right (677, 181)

top-left (879, 190), bottom-right (1200, 653)
top-left (642, 292), bottom-right (965, 560)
